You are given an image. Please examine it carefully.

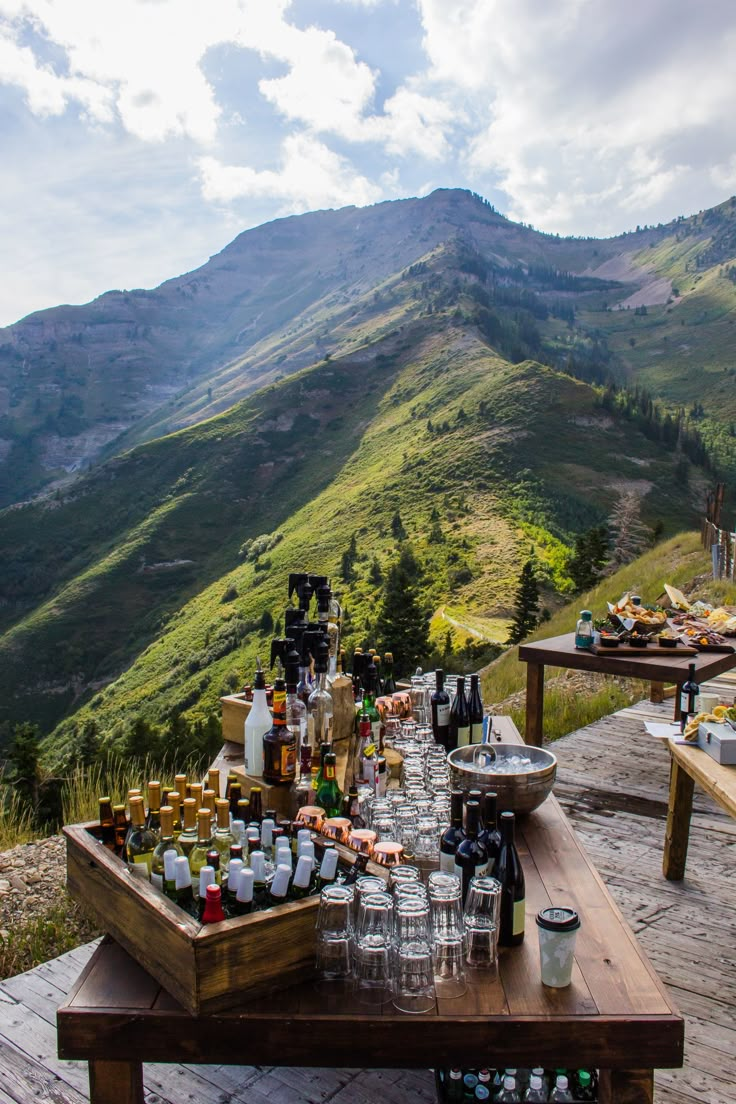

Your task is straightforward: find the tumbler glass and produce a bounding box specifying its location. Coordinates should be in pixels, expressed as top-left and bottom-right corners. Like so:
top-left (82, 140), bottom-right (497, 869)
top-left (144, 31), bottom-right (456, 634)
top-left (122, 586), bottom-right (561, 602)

top-left (432, 932), bottom-right (467, 998)
top-left (388, 864), bottom-right (422, 891)
top-left (393, 941), bottom-right (436, 1014)
top-left (354, 938), bottom-right (394, 1006)
top-left (463, 876), bottom-right (502, 971)
top-left (394, 896), bottom-right (432, 945)
top-left (356, 891), bottom-right (394, 941)
top-left (315, 885), bottom-right (355, 982)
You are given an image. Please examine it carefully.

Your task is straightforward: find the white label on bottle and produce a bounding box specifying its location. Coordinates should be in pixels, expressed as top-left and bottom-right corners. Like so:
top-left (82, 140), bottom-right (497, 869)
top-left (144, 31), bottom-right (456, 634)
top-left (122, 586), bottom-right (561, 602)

top-left (440, 850), bottom-right (456, 873)
top-left (475, 859), bottom-right (489, 878)
top-left (151, 871), bottom-right (163, 891)
top-left (457, 725), bottom-right (471, 748)
top-left (513, 897), bottom-right (525, 936)
top-left (436, 702), bottom-right (450, 725)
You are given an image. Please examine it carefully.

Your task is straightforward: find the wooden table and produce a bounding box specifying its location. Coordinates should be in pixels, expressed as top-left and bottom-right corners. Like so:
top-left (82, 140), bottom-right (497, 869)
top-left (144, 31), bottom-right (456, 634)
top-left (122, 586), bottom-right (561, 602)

top-left (518, 632), bottom-right (736, 747)
top-left (663, 737), bottom-right (736, 879)
top-left (58, 792), bottom-right (683, 1104)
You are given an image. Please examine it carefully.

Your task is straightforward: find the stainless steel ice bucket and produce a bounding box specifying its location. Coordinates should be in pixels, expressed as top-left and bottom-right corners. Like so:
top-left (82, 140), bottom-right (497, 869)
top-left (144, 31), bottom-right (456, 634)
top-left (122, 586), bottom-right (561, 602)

top-left (447, 742), bottom-right (557, 815)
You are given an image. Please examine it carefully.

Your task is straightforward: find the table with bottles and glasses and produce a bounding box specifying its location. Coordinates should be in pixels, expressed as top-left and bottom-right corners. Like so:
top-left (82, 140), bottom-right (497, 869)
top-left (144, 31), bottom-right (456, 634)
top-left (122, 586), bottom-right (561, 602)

top-left (58, 719), bottom-right (682, 1104)
top-left (518, 631), bottom-right (736, 747)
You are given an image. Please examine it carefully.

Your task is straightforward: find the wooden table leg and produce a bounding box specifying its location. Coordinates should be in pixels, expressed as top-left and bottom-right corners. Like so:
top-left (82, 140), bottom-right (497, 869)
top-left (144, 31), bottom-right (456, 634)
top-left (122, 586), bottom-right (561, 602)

top-left (524, 662), bottom-right (544, 747)
top-left (89, 1060), bottom-right (144, 1104)
top-left (598, 1069), bottom-right (653, 1103)
top-left (663, 756), bottom-right (695, 880)
top-left (650, 680), bottom-right (664, 704)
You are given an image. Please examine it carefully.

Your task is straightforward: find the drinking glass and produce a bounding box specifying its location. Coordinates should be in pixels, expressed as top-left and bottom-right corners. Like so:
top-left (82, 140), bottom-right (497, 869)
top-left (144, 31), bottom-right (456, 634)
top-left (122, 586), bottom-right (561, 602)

top-left (388, 864), bottom-right (422, 891)
top-left (354, 938), bottom-right (394, 1006)
top-left (315, 885), bottom-right (355, 981)
top-left (464, 875), bottom-right (502, 971)
top-left (393, 941), bottom-right (436, 1014)
top-left (355, 875), bottom-right (386, 900)
top-left (371, 813), bottom-right (397, 841)
top-left (356, 891), bottom-right (394, 941)
top-left (394, 897), bottom-right (432, 945)
top-left (432, 933), bottom-right (467, 998)
top-left (316, 884), bottom-right (354, 935)
top-left (428, 872), bottom-right (464, 936)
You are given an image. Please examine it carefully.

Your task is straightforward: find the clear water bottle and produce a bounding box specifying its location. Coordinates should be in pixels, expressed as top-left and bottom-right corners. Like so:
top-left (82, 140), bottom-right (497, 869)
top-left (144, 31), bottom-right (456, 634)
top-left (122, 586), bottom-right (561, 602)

top-left (496, 1076), bottom-right (521, 1103)
top-left (575, 609), bottom-right (594, 649)
top-left (523, 1075), bottom-right (548, 1102)
top-left (549, 1074), bottom-right (573, 1102)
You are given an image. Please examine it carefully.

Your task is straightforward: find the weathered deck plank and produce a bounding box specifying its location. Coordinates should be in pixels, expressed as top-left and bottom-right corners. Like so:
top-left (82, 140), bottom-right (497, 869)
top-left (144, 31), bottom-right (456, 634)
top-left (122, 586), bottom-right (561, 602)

top-left (1, 683), bottom-right (734, 1102)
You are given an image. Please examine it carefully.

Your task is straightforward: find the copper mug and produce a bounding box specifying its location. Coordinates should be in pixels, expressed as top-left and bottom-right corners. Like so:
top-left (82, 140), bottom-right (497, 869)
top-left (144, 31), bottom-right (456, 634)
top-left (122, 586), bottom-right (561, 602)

top-left (372, 841), bottom-right (405, 867)
top-left (322, 817), bottom-right (352, 845)
top-left (349, 828), bottom-right (378, 855)
top-left (297, 805), bottom-right (325, 832)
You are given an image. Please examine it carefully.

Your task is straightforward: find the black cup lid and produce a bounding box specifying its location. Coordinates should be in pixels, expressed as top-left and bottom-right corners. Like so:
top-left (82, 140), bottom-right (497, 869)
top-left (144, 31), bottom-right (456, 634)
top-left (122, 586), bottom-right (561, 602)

top-left (536, 906), bottom-right (580, 932)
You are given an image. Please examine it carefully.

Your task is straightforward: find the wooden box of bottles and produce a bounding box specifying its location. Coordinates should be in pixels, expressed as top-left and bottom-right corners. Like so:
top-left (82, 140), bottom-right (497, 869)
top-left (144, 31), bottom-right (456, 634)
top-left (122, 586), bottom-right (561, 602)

top-left (64, 820), bottom-right (323, 1016)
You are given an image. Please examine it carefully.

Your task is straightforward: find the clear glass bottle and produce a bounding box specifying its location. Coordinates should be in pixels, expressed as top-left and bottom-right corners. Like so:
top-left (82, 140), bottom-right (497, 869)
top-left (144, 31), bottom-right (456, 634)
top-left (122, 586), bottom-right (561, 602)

top-left (178, 798), bottom-right (199, 857)
top-left (167, 791), bottom-right (183, 837)
top-left (189, 809), bottom-right (214, 898)
top-left (244, 657), bottom-right (273, 777)
top-left (575, 609), bottom-right (594, 650)
top-left (496, 1076), bottom-right (521, 1103)
top-left (523, 1075), bottom-right (548, 1102)
top-left (124, 796), bottom-right (157, 877)
top-left (212, 799), bottom-right (235, 872)
top-left (307, 644), bottom-right (334, 753)
top-left (151, 806), bottom-right (184, 890)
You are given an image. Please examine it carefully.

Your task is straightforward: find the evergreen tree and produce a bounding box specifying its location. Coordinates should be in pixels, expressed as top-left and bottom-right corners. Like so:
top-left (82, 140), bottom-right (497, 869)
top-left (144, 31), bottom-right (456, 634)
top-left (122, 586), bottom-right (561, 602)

top-left (391, 511), bottom-right (407, 541)
top-left (507, 560), bottom-right (540, 645)
top-left (567, 525), bottom-right (609, 592)
top-left (374, 544), bottom-right (430, 676)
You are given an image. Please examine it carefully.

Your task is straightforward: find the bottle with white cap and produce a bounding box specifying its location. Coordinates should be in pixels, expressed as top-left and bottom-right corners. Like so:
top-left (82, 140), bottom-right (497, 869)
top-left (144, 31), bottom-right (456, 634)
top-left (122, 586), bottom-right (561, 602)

top-left (174, 855), bottom-right (196, 917)
top-left (249, 850), bottom-right (268, 909)
top-left (549, 1075), bottom-right (573, 1102)
top-left (523, 1075), bottom-right (547, 1102)
top-left (291, 854), bottom-right (314, 900)
top-left (298, 838), bottom-right (316, 866)
top-left (197, 866), bottom-right (216, 919)
top-left (260, 818), bottom-right (275, 860)
top-left (225, 858), bottom-right (245, 913)
top-left (268, 863), bottom-right (292, 907)
top-left (233, 868), bottom-right (255, 915)
top-left (317, 845), bottom-right (339, 890)
top-left (496, 1076), bottom-right (521, 1103)
top-left (297, 828), bottom-right (312, 855)
top-left (275, 839), bottom-right (293, 870)
top-left (162, 848), bottom-right (179, 901)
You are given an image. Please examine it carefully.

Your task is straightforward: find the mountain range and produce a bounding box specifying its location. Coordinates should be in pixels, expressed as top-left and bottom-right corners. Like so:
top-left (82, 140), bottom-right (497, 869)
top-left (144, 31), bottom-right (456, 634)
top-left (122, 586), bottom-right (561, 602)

top-left (1, 187), bottom-right (734, 758)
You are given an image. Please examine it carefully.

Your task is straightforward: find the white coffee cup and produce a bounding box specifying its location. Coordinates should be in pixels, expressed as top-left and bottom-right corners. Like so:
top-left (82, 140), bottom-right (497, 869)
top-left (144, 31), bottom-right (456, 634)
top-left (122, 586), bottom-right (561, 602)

top-left (536, 906), bottom-right (580, 988)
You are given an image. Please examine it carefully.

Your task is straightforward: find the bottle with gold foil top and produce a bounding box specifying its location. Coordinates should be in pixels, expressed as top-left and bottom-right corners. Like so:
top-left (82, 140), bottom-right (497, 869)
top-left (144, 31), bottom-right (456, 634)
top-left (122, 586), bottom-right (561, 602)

top-left (168, 791), bottom-right (183, 837)
top-left (98, 797), bottom-right (116, 851)
top-left (263, 663), bottom-right (297, 785)
top-left (189, 809), bottom-right (214, 899)
top-left (178, 798), bottom-right (199, 857)
top-left (146, 781), bottom-right (162, 835)
top-left (213, 799), bottom-right (235, 873)
top-left (207, 767), bottom-right (221, 798)
top-left (202, 789), bottom-right (217, 817)
top-left (249, 785), bottom-right (264, 824)
top-left (113, 804), bottom-right (129, 858)
top-left (151, 806), bottom-right (184, 890)
top-left (189, 782), bottom-right (204, 810)
top-left (175, 773), bottom-right (188, 801)
top-left (124, 796), bottom-right (157, 877)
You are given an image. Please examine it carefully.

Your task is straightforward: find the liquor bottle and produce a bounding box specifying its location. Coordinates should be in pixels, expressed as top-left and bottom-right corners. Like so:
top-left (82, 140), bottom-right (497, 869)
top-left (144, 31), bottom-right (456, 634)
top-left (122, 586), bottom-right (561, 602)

top-left (168, 791), bottom-right (183, 836)
top-left (98, 797), bottom-right (116, 851)
top-left (227, 781), bottom-right (243, 819)
top-left (112, 803), bottom-right (129, 857)
top-left (198, 866), bottom-right (216, 918)
top-left (244, 658), bottom-right (272, 777)
top-left (291, 854), bottom-right (313, 899)
top-left (307, 643), bottom-right (334, 752)
top-left (453, 800), bottom-right (488, 903)
top-left (201, 883), bottom-right (226, 924)
top-left (178, 798), bottom-right (199, 857)
top-left (151, 807), bottom-right (184, 890)
top-left (316, 752), bottom-right (342, 817)
top-left (249, 786), bottom-right (264, 823)
top-left (343, 785), bottom-right (366, 828)
top-left (445, 1068), bottom-right (464, 1103)
top-left (207, 767), bottom-right (221, 797)
top-left (212, 799), bottom-right (235, 871)
top-left (496, 1077), bottom-right (521, 1103)
top-left (431, 669), bottom-right (452, 749)
top-left (680, 661), bottom-right (700, 731)
top-left (467, 674), bottom-right (484, 744)
top-left (382, 652), bottom-right (397, 696)
top-left (496, 811), bottom-right (525, 947)
top-left (523, 1074), bottom-right (547, 1102)
top-left (173, 855), bottom-right (197, 916)
top-left (250, 850), bottom-right (268, 909)
top-left (162, 848), bottom-right (179, 901)
top-left (449, 676), bottom-right (470, 749)
top-left (268, 863), bottom-right (292, 907)
top-left (478, 791), bottom-right (502, 875)
top-left (263, 663), bottom-right (297, 785)
top-left (125, 796), bottom-right (157, 877)
top-left (189, 809), bottom-right (214, 898)
top-left (285, 644), bottom-right (307, 757)
top-left (317, 844), bottom-right (339, 889)
top-left (232, 868), bottom-right (254, 915)
top-left (440, 790), bottom-right (466, 874)
top-left (549, 1075), bottom-right (573, 1102)
top-left (175, 773), bottom-right (188, 801)
top-left (289, 743), bottom-right (314, 815)
top-left (362, 656), bottom-right (383, 749)
top-left (575, 609), bottom-right (594, 650)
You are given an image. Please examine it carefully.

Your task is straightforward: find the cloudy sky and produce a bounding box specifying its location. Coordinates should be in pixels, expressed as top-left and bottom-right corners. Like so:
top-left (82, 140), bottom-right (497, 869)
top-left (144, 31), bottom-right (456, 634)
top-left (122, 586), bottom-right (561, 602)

top-left (2, 0), bottom-right (736, 327)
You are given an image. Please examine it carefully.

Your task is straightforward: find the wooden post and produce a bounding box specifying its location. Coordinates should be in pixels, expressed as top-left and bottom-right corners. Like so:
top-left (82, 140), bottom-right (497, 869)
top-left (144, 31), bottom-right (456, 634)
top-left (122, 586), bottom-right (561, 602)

top-left (89, 1060), bottom-right (144, 1104)
top-left (598, 1069), bottom-right (654, 1103)
top-left (524, 662), bottom-right (544, 747)
top-left (663, 756), bottom-right (695, 881)
top-left (649, 681), bottom-right (664, 704)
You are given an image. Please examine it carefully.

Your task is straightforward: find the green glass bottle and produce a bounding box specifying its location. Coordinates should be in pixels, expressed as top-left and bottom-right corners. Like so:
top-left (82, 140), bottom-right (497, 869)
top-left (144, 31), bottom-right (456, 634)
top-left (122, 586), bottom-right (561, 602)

top-left (315, 752), bottom-right (342, 817)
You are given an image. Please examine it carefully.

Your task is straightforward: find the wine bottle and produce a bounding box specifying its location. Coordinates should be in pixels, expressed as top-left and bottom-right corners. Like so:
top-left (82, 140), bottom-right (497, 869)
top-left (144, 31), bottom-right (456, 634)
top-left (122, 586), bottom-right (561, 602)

top-left (212, 799), bottom-right (235, 872)
top-left (440, 790), bottom-right (466, 873)
top-left (680, 661), bottom-right (700, 731)
top-left (98, 797), bottom-right (116, 851)
top-left (174, 773), bottom-right (188, 801)
top-left (178, 798), bottom-right (199, 857)
top-left (315, 751), bottom-right (342, 817)
top-left (198, 866), bottom-right (216, 918)
top-left (362, 656), bottom-right (383, 749)
top-left (431, 669), bottom-right (452, 750)
top-left (201, 883), bottom-right (226, 924)
top-left (496, 811), bottom-right (525, 947)
top-left (467, 674), bottom-right (484, 744)
top-left (268, 863), bottom-right (292, 907)
top-left (227, 780), bottom-right (242, 819)
top-left (207, 767), bottom-right (221, 797)
top-left (151, 806), bottom-right (184, 890)
top-left (189, 809), bottom-right (214, 898)
top-left (449, 677), bottom-right (470, 749)
top-left (453, 800), bottom-right (488, 903)
top-left (249, 785), bottom-right (264, 823)
top-left (478, 791), bottom-right (502, 875)
top-left (236, 796), bottom-right (250, 825)
top-left (343, 785), bottom-right (366, 828)
top-left (125, 796), bottom-right (157, 877)
top-left (162, 847), bottom-right (179, 901)
top-left (263, 663), bottom-right (298, 785)
top-left (290, 854), bottom-right (314, 899)
top-left (206, 848), bottom-right (221, 884)
top-left (168, 791), bottom-right (182, 836)
top-left (173, 855), bottom-right (197, 916)
top-left (250, 850), bottom-right (268, 909)
top-left (225, 858), bottom-right (244, 912)
top-left (244, 657), bottom-right (272, 776)
top-left (233, 867), bottom-right (255, 915)
top-left (382, 651), bottom-right (397, 696)
top-left (317, 844), bottom-right (339, 889)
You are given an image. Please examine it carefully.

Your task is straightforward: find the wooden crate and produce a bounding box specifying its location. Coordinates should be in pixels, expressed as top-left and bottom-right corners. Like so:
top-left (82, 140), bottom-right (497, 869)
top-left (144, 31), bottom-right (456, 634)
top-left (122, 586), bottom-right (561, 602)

top-left (64, 822), bottom-right (320, 1016)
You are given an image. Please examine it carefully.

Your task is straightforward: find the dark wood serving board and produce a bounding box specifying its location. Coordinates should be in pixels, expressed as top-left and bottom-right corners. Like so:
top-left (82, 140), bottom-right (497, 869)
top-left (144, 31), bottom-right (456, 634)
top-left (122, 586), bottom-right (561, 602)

top-left (591, 642), bottom-right (698, 656)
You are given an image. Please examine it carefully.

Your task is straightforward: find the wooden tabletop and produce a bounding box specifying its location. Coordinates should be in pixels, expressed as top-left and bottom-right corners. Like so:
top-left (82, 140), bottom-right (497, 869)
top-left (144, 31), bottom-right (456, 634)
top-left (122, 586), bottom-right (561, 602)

top-left (519, 632), bottom-right (736, 683)
top-left (667, 738), bottom-right (736, 819)
top-left (58, 789), bottom-right (683, 1073)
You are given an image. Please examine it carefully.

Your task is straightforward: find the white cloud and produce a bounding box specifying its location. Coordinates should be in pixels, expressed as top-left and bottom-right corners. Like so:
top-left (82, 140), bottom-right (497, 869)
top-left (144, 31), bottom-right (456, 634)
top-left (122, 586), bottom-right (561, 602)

top-left (197, 133), bottom-right (382, 210)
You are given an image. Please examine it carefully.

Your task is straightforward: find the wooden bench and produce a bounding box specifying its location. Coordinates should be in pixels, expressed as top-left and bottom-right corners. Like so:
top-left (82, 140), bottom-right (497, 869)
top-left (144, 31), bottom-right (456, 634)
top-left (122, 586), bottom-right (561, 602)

top-left (57, 718), bottom-right (683, 1104)
top-left (663, 738), bottom-right (736, 879)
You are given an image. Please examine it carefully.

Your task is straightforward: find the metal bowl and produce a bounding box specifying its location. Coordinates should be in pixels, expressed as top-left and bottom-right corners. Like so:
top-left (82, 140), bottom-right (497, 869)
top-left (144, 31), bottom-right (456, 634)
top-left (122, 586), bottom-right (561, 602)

top-left (447, 743), bottom-right (557, 815)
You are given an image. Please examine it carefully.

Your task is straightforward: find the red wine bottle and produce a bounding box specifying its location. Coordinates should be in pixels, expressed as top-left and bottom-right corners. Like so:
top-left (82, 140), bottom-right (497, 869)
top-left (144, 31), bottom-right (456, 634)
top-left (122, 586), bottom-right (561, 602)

top-left (496, 811), bottom-right (525, 946)
top-left (431, 668), bottom-right (451, 750)
top-left (439, 790), bottom-right (466, 873)
top-left (453, 800), bottom-right (488, 904)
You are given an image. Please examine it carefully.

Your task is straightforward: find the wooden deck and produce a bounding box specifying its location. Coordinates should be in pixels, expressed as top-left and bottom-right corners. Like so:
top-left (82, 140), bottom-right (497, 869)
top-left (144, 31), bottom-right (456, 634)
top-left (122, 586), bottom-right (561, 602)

top-left (1, 680), bottom-right (735, 1104)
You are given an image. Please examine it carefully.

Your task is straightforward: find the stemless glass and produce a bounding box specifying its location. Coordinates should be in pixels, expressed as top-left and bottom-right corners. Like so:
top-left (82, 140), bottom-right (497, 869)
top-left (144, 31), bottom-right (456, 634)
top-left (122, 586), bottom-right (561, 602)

top-left (464, 875), bottom-right (502, 971)
top-left (356, 891), bottom-right (394, 941)
top-left (393, 941), bottom-right (436, 1014)
top-left (394, 896), bottom-right (432, 945)
top-left (315, 885), bottom-right (355, 981)
top-left (428, 872), bottom-right (464, 936)
top-left (388, 864), bottom-right (422, 891)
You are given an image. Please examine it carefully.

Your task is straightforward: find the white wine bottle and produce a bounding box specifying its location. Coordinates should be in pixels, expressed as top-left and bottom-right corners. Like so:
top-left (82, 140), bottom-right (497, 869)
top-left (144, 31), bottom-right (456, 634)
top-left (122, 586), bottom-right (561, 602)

top-left (125, 796), bottom-right (157, 877)
top-left (189, 809), bottom-right (214, 898)
top-left (178, 798), bottom-right (199, 857)
top-left (151, 806), bottom-right (184, 890)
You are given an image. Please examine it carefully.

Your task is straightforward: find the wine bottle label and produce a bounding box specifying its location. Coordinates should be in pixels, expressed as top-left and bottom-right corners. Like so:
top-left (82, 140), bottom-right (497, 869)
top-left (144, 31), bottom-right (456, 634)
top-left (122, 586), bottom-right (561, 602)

top-left (513, 897), bottom-right (525, 936)
top-left (370, 720), bottom-right (382, 746)
top-left (436, 703), bottom-right (450, 725)
top-left (475, 859), bottom-right (489, 878)
top-left (132, 854), bottom-right (152, 872)
top-left (457, 725), bottom-right (471, 748)
top-left (151, 871), bottom-right (163, 891)
top-left (440, 850), bottom-right (456, 873)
